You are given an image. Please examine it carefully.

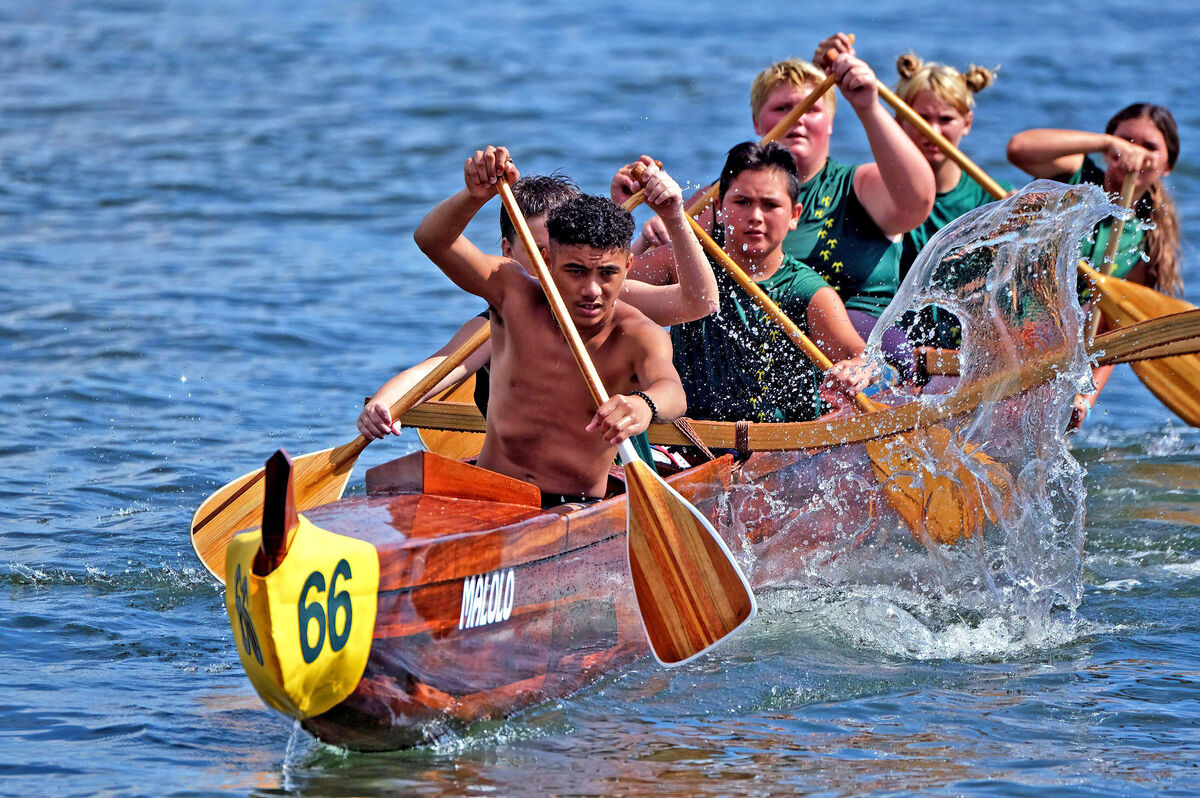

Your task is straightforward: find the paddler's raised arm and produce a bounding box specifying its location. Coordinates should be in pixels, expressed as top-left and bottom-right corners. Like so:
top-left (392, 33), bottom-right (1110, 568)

top-left (1006, 128), bottom-right (1161, 179)
top-left (816, 34), bottom-right (935, 236)
top-left (613, 158), bottom-right (719, 325)
top-left (414, 145), bottom-right (522, 308)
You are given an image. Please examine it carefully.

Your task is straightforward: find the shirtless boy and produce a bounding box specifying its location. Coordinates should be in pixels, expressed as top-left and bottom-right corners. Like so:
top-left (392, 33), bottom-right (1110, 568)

top-left (358, 157), bottom-right (715, 441)
top-left (411, 146), bottom-right (688, 504)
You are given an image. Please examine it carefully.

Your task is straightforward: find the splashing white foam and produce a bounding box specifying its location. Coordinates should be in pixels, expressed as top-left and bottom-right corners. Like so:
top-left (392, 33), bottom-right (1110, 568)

top-left (725, 182), bottom-right (1119, 642)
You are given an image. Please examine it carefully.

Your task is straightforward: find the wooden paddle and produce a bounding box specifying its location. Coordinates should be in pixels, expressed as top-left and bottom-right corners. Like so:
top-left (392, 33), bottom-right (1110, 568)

top-left (880, 79), bottom-right (1200, 427)
top-left (1086, 171), bottom-right (1138, 338)
top-left (191, 321), bottom-right (492, 581)
top-left (495, 173), bottom-right (755, 666)
top-left (918, 307), bottom-right (1200, 377)
top-left (681, 212), bottom-right (1005, 544)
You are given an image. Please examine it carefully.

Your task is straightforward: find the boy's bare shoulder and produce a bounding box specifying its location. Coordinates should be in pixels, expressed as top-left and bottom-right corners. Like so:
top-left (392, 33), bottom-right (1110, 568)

top-left (491, 256), bottom-right (540, 299)
top-left (612, 300), bottom-right (671, 343)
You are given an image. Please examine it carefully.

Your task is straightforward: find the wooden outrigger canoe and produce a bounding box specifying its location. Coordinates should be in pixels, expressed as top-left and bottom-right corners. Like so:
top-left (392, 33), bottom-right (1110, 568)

top-left (217, 182), bottom-right (1200, 751)
top-left (224, 433), bottom-right (887, 751)
top-left (220, 307), bottom-right (1200, 751)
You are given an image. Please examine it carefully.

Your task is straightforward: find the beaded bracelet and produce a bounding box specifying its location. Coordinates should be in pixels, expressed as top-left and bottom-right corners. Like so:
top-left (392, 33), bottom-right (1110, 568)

top-left (629, 390), bottom-right (658, 424)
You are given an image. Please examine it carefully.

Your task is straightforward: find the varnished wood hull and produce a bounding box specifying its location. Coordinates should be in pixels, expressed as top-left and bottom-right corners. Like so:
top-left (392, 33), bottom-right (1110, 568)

top-left (229, 445), bottom-right (885, 751)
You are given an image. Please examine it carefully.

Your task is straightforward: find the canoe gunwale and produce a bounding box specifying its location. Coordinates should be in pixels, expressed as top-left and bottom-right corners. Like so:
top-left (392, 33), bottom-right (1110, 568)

top-left (399, 346), bottom-right (1074, 452)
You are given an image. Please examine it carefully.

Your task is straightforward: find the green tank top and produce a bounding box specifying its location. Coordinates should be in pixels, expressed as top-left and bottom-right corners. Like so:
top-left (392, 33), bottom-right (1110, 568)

top-left (671, 254), bottom-right (830, 422)
top-left (1061, 157), bottom-right (1147, 279)
top-left (900, 171), bottom-right (1014, 277)
top-left (781, 158), bottom-right (901, 318)
top-left (899, 171), bottom-right (1014, 348)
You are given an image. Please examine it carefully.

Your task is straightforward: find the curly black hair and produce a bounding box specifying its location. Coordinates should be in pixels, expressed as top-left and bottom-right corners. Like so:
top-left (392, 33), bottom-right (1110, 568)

top-left (546, 193), bottom-right (634, 252)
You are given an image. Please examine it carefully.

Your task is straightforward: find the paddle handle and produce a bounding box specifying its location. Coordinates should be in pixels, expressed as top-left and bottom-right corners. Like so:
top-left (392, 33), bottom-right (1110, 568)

top-left (1099, 171), bottom-right (1138, 277)
top-left (496, 177), bottom-right (610, 410)
top-left (618, 160), bottom-right (662, 212)
top-left (876, 82), bottom-right (1008, 201)
top-left (679, 45), bottom-right (846, 225)
top-left (1086, 171), bottom-right (1139, 338)
top-left (683, 214), bottom-right (874, 414)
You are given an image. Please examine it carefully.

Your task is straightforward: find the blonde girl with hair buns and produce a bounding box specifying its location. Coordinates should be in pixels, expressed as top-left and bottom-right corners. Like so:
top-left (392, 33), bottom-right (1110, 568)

top-left (891, 53), bottom-right (1014, 352)
top-left (894, 53), bottom-right (1013, 279)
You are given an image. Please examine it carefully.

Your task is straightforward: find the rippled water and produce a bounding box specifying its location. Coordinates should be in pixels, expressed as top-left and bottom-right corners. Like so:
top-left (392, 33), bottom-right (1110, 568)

top-left (3, 1), bottom-right (1199, 794)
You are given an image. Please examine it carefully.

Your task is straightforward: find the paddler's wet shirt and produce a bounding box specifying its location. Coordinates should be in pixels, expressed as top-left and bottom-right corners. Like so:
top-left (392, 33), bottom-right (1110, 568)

top-left (782, 158), bottom-right (901, 319)
top-left (671, 251), bottom-right (830, 423)
top-left (1062, 156), bottom-right (1148, 280)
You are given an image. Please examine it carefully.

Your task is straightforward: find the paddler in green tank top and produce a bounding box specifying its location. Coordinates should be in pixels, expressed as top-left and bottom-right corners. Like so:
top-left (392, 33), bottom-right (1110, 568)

top-left (634, 34), bottom-right (935, 367)
top-left (630, 141), bottom-right (875, 423)
top-left (768, 35), bottom-right (934, 335)
top-left (890, 52), bottom-right (1014, 350)
top-left (1008, 103), bottom-right (1182, 427)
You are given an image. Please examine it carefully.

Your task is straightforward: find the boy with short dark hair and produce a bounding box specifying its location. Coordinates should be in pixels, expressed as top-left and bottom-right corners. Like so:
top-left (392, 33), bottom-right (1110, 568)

top-left (413, 146), bottom-right (691, 503)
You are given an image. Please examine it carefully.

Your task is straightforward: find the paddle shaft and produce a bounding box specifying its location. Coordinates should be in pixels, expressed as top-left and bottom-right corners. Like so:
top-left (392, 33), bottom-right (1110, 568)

top-left (1099, 171), bottom-right (1139, 276)
top-left (495, 173), bottom-right (651, 410)
top-left (497, 178), bottom-right (609, 404)
top-left (1085, 171), bottom-right (1139, 339)
top-left (682, 213), bottom-right (874, 414)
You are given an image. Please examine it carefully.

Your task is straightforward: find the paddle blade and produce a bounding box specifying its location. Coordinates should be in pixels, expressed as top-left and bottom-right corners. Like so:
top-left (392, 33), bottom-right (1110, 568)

top-left (191, 439), bottom-right (366, 582)
top-left (623, 458), bottom-right (756, 666)
top-left (1090, 266), bottom-right (1195, 325)
top-left (1131, 356), bottom-right (1200, 427)
top-left (865, 426), bottom-right (1011, 545)
top-left (1087, 265), bottom-right (1200, 428)
top-left (415, 375), bottom-right (485, 460)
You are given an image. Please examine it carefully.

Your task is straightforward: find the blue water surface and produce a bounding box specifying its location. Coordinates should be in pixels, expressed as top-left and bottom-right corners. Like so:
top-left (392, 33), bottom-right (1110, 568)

top-left (2, 1), bottom-right (1199, 794)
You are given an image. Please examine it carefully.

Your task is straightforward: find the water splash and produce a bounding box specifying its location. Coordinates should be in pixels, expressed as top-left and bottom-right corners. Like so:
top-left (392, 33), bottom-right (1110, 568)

top-left (727, 181), bottom-right (1118, 631)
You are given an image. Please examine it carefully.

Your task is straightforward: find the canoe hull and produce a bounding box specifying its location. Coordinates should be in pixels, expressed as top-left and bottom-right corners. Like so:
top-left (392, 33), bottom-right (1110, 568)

top-left (226, 448), bottom-right (886, 750)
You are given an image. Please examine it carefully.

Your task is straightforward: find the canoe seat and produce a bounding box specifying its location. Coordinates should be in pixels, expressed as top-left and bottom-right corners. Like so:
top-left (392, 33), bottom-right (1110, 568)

top-left (365, 451), bottom-right (541, 507)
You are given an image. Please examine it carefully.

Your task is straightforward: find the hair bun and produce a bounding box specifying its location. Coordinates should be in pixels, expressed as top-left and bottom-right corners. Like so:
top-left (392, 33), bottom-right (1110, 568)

top-left (896, 52), bottom-right (922, 80)
top-left (964, 64), bottom-right (997, 94)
